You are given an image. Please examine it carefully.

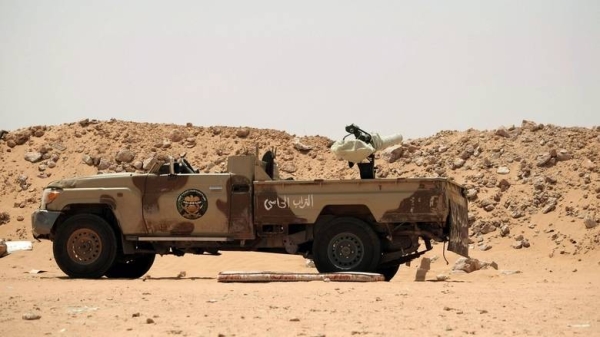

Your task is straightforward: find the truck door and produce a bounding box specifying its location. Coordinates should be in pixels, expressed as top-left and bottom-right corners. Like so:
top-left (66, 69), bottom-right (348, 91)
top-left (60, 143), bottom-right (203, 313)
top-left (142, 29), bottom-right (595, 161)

top-left (142, 173), bottom-right (231, 236)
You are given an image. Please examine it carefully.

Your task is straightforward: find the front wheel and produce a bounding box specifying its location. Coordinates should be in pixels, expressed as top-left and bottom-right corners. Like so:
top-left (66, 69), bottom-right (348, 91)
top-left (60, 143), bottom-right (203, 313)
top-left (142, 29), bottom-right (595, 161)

top-left (53, 214), bottom-right (117, 278)
top-left (104, 254), bottom-right (156, 279)
top-left (313, 217), bottom-right (381, 273)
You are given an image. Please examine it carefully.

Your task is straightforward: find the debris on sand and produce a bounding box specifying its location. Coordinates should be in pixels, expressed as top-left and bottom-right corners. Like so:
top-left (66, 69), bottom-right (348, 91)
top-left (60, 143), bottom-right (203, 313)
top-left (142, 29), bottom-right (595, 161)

top-left (22, 312), bottom-right (41, 320)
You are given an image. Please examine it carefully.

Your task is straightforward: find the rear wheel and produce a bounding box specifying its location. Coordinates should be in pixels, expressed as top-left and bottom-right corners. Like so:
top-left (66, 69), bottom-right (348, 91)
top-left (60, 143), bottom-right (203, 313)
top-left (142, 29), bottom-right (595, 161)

top-left (313, 217), bottom-right (381, 273)
top-left (105, 254), bottom-right (155, 279)
top-left (53, 214), bottom-right (117, 278)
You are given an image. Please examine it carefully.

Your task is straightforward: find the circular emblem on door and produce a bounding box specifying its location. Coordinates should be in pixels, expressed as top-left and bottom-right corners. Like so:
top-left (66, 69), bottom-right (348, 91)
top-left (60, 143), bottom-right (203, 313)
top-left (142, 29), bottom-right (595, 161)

top-left (176, 189), bottom-right (208, 220)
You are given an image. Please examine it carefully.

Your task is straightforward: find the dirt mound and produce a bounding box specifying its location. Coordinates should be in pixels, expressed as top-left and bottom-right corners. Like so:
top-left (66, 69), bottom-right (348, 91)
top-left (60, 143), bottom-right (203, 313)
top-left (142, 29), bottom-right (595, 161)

top-left (1, 119), bottom-right (598, 257)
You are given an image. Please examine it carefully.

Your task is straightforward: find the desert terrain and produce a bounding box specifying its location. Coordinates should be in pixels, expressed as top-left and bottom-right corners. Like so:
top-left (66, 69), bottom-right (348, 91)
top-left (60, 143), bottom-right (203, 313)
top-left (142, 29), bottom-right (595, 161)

top-left (1, 119), bottom-right (599, 336)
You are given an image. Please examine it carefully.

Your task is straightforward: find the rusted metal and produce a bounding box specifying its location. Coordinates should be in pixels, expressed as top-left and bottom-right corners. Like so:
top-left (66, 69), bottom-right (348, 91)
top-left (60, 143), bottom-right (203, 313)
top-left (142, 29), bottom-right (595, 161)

top-left (217, 271), bottom-right (385, 283)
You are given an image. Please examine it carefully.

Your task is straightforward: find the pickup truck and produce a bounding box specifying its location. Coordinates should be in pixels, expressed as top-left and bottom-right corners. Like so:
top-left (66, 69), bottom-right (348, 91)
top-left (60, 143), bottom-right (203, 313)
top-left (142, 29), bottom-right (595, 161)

top-left (32, 129), bottom-right (469, 281)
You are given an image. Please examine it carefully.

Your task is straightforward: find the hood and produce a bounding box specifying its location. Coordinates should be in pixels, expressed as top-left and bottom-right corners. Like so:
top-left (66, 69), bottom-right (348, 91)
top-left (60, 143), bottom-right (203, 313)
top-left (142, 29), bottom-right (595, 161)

top-left (47, 172), bottom-right (147, 189)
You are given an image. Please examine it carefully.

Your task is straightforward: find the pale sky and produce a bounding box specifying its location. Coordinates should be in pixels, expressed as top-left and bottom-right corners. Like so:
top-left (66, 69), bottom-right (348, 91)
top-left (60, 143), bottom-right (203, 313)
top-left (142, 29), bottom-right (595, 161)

top-left (1, 1), bottom-right (598, 140)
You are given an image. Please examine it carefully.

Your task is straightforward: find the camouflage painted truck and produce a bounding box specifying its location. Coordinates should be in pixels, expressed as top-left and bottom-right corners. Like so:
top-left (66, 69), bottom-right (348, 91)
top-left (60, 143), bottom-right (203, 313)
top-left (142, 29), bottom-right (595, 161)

top-left (32, 125), bottom-right (469, 281)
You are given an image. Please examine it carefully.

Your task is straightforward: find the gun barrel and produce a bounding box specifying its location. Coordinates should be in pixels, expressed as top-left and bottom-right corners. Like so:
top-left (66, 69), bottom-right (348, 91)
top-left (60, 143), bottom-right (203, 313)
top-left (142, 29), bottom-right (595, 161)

top-left (371, 133), bottom-right (403, 151)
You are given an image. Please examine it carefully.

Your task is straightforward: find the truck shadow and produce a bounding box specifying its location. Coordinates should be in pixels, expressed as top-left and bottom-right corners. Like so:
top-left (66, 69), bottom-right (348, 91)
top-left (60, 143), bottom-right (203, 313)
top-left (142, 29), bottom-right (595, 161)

top-left (47, 276), bottom-right (216, 281)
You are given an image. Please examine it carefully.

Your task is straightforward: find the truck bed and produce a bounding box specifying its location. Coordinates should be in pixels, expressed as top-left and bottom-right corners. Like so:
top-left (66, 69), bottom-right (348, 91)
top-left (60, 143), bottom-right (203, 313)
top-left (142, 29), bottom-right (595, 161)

top-left (253, 177), bottom-right (469, 257)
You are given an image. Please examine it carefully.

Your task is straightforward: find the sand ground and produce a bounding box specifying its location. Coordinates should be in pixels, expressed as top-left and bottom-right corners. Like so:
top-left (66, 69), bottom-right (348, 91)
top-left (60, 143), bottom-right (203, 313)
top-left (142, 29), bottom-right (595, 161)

top-left (1, 241), bottom-right (598, 337)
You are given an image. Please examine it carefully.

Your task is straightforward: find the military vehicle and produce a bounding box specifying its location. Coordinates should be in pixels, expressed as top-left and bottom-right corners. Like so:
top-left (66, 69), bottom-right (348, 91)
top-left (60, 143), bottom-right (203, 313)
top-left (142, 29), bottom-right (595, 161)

top-left (32, 125), bottom-right (469, 281)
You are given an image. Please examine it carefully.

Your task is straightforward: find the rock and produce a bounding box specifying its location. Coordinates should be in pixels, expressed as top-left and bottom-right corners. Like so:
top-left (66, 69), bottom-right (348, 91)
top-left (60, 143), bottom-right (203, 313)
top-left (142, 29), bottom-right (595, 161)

top-left (582, 159), bottom-right (596, 170)
top-left (556, 149), bottom-right (573, 161)
top-left (521, 120), bottom-right (543, 131)
top-left (511, 209), bottom-right (523, 219)
top-left (280, 162), bottom-right (297, 173)
top-left (38, 164), bottom-right (47, 172)
top-left (0, 212), bottom-right (10, 225)
top-left (293, 138), bottom-right (312, 151)
top-left (500, 224), bottom-right (510, 237)
top-left (496, 167), bottom-right (510, 175)
top-left (16, 216), bottom-right (24, 222)
top-left (115, 149), bottom-right (135, 163)
top-left (536, 153), bottom-right (552, 167)
top-left (50, 142), bottom-right (67, 152)
top-left (133, 160), bottom-right (143, 170)
top-left (79, 118), bottom-right (90, 127)
top-left (235, 128), bottom-right (250, 138)
top-left (142, 157), bottom-right (156, 170)
top-left (17, 174), bottom-right (28, 185)
top-left (22, 312), bottom-right (41, 320)
top-left (452, 257), bottom-right (497, 273)
top-left (146, 318), bottom-right (154, 324)
top-left (47, 161), bottom-right (56, 169)
top-left (97, 159), bottom-right (111, 170)
top-left (381, 145), bottom-right (404, 163)
top-left (584, 216), bottom-right (597, 229)
top-left (542, 203), bottom-right (556, 214)
top-left (495, 128), bottom-right (511, 138)
top-left (480, 223), bottom-right (496, 234)
top-left (478, 243), bottom-right (492, 251)
top-left (169, 129), bottom-right (185, 142)
top-left (184, 137), bottom-right (196, 148)
top-left (436, 274), bottom-right (449, 281)
top-left (466, 189), bottom-right (478, 201)
top-left (511, 241), bottom-right (523, 249)
top-left (82, 155), bottom-right (94, 166)
top-left (24, 152), bottom-right (43, 163)
top-left (533, 177), bottom-right (545, 191)
top-left (480, 198), bottom-right (494, 208)
top-left (459, 150), bottom-right (472, 160)
top-left (452, 158), bottom-right (465, 169)
top-left (497, 179), bottom-right (511, 191)
top-left (522, 239), bottom-right (531, 248)
top-left (13, 131), bottom-right (31, 145)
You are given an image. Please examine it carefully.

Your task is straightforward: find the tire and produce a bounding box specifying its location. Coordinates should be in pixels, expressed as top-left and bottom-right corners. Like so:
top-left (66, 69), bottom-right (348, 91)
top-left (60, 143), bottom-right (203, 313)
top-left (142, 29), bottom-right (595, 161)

top-left (53, 214), bottom-right (117, 279)
top-left (313, 217), bottom-right (381, 273)
top-left (376, 264), bottom-right (400, 281)
top-left (105, 254), bottom-right (155, 279)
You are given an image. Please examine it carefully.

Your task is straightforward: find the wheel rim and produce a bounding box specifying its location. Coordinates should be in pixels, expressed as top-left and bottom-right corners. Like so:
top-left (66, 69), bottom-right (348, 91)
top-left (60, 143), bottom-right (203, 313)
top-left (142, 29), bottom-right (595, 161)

top-left (67, 228), bottom-right (103, 265)
top-left (327, 232), bottom-right (364, 270)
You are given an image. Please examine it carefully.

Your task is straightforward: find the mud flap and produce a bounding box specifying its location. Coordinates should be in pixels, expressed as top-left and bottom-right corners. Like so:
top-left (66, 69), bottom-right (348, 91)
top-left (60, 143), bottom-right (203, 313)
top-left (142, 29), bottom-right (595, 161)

top-left (446, 184), bottom-right (469, 257)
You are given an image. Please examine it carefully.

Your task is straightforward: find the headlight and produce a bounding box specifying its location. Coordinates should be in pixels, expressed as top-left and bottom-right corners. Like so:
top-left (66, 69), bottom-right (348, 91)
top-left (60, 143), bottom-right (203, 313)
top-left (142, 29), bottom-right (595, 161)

top-left (41, 189), bottom-right (61, 209)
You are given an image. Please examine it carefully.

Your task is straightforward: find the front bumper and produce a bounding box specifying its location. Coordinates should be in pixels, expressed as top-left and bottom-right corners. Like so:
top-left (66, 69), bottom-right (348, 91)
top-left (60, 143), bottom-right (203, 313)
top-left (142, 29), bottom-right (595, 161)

top-left (31, 210), bottom-right (61, 239)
